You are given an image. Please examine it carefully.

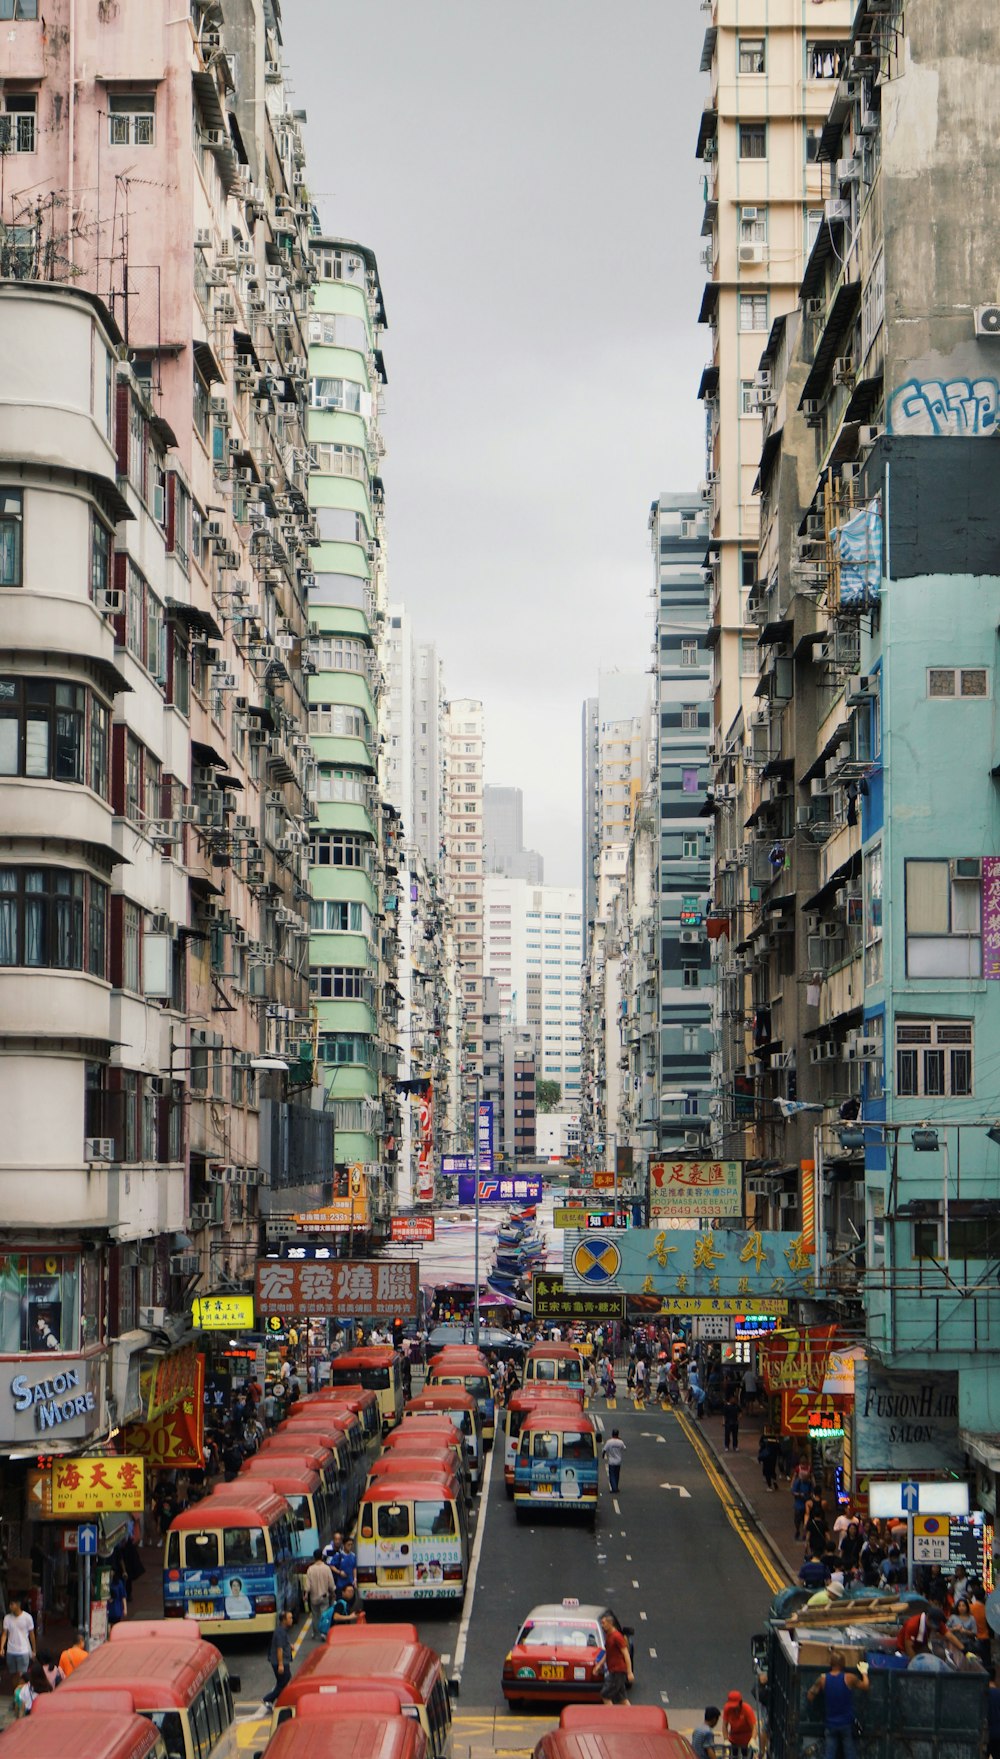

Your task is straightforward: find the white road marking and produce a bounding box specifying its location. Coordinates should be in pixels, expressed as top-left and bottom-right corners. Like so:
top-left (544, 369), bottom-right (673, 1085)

top-left (640, 1611), bottom-right (648, 1622)
top-left (640, 1433), bottom-right (667, 1443)
top-left (452, 1441), bottom-right (495, 1687)
top-left (660, 1690), bottom-right (670, 1705)
top-left (613, 1498), bottom-right (621, 1515)
top-left (632, 1579), bottom-right (639, 1588)
top-left (441, 1654), bottom-right (451, 1666)
top-left (658, 1481), bottom-right (692, 1498)
top-left (649, 1646), bottom-right (657, 1658)
top-left (625, 1553), bottom-right (632, 1561)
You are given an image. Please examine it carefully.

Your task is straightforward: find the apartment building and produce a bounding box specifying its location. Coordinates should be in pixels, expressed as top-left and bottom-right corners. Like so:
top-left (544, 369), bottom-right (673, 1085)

top-left (0, 0), bottom-right (318, 1512)
top-left (500, 1025), bottom-right (537, 1164)
top-left (483, 877), bottom-right (584, 1103)
top-left (443, 699), bottom-right (484, 1136)
top-left (581, 672), bottom-right (649, 936)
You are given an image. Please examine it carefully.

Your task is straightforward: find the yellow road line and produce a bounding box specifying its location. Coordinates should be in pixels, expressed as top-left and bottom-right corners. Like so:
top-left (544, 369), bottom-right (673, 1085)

top-left (673, 1407), bottom-right (786, 1596)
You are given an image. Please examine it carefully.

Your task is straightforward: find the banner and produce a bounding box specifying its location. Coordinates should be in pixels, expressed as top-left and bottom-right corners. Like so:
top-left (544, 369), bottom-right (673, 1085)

top-left (854, 1363), bottom-right (963, 1474)
top-left (52, 1456), bottom-right (145, 1516)
top-left (649, 1160), bottom-right (742, 1219)
top-left (760, 1326), bottom-right (840, 1395)
top-left (457, 1174), bottom-right (544, 1204)
top-left (416, 1081), bottom-right (434, 1201)
top-left (143, 1343), bottom-right (200, 1424)
top-left (124, 1354), bottom-right (205, 1470)
top-left (532, 1274), bottom-right (625, 1323)
top-left (390, 1216), bottom-right (435, 1243)
top-left (255, 1257), bottom-right (420, 1321)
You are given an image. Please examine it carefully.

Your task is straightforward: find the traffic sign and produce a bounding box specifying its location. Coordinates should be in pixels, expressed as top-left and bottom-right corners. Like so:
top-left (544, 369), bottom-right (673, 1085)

top-left (869, 1480), bottom-right (969, 1518)
top-left (912, 1515), bottom-right (950, 1562)
top-left (77, 1523), bottom-right (98, 1556)
top-left (901, 1480), bottom-right (920, 1513)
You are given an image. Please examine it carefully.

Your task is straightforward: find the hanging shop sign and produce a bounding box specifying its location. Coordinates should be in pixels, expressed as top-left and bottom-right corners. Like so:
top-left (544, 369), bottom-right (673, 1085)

top-left (760, 1326), bottom-right (840, 1395)
top-left (531, 1274), bottom-right (625, 1324)
top-left (255, 1257), bottom-right (420, 1321)
top-left (51, 1456), bottom-right (145, 1516)
top-left (3, 1358), bottom-right (101, 1445)
top-left (294, 1198), bottom-right (370, 1232)
top-left (649, 1160), bottom-right (743, 1219)
top-left (780, 1391), bottom-right (852, 1438)
top-left (123, 1355), bottom-right (205, 1470)
top-left (142, 1343), bottom-right (201, 1424)
top-left (854, 1363), bottom-right (963, 1474)
top-left (390, 1216), bottom-right (435, 1243)
top-left (456, 1175), bottom-right (544, 1204)
top-left (192, 1296), bottom-right (255, 1331)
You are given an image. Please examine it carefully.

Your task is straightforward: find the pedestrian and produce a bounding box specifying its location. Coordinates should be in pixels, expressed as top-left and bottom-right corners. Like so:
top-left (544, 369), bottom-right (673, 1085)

top-left (107, 1564), bottom-right (129, 1628)
top-left (38, 1650), bottom-right (63, 1690)
top-left (687, 1368), bottom-right (706, 1420)
top-left (804, 1494), bottom-right (830, 1551)
top-left (635, 1358), bottom-right (647, 1401)
top-left (58, 1634), bottom-right (88, 1678)
top-left (972, 1591), bottom-right (992, 1669)
top-left (691, 1707), bottom-right (721, 1759)
top-left (948, 1598), bottom-right (978, 1648)
top-left (264, 1609), bottom-right (295, 1705)
top-left (602, 1428), bottom-right (626, 1493)
top-left (597, 1612), bottom-right (633, 1705)
top-left (757, 1432), bottom-right (779, 1491)
top-left (741, 1365), bottom-right (759, 1412)
top-left (791, 1461), bottom-right (814, 1539)
top-left (806, 1648), bottom-right (869, 1759)
top-left (721, 1690), bottom-right (757, 1758)
top-left (305, 1549), bottom-right (336, 1639)
top-left (330, 1584), bottom-right (363, 1625)
top-left (722, 1388), bottom-right (740, 1452)
top-left (1, 1597), bottom-right (36, 1678)
top-left (799, 1550), bottom-right (829, 1591)
top-left (586, 1358), bottom-right (598, 1402)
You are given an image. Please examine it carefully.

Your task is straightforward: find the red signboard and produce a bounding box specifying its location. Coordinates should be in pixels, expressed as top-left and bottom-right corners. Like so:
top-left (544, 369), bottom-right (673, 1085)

top-left (123, 1355), bottom-right (205, 1469)
top-left (390, 1216), bottom-right (435, 1243)
top-left (592, 1171), bottom-right (615, 1190)
top-left (780, 1390), bottom-right (852, 1437)
top-left (760, 1325), bottom-right (840, 1395)
top-left (255, 1257), bottom-right (420, 1320)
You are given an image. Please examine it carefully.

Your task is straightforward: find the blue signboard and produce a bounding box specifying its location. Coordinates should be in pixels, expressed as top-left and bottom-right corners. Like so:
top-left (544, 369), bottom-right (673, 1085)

top-left (163, 1559), bottom-right (282, 1621)
top-left (478, 1100), bottom-right (494, 1162)
top-left (77, 1524), bottom-right (98, 1556)
top-left (457, 1175), bottom-right (545, 1205)
top-left (443, 1155), bottom-right (494, 1175)
top-left (563, 1225), bottom-right (818, 1301)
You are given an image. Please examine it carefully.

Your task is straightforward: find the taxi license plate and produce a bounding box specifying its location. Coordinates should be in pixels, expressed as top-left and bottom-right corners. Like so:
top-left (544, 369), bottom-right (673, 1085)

top-left (381, 1568), bottom-right (408, 1582)
top-left (539, 1666), bottom-right (565, 1680)
top-left (189, 1601), bottom-right (215, 1617)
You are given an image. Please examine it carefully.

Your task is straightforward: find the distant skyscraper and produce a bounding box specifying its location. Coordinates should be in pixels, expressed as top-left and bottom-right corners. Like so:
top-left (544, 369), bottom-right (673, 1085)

top-left (484, 785), bottom-right (544, 882)
top-left (484, 877), bottom-right (583, 1104)
top-left (582, 672), bottom-right (650, 929)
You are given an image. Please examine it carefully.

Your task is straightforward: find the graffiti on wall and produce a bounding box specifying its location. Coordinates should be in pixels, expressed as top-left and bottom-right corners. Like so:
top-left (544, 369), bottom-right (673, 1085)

top-left (887, 376), bottom-right (1000, 437)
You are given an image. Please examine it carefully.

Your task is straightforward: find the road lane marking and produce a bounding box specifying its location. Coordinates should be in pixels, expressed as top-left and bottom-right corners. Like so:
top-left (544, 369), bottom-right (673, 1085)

top-left (673, 1406), bottom-right (785, 1594)
top-left (639, 1611), bottom-right (647, 1621)
top-left (632, 1579), bottom-right (639, 1588)
top-left (291, 1614), bottom-right (310, 1658)
top-left (625, 1553), bottom-right (632, 1560)
top-left (613, 1497), bottom-right (621, 1515)
top-left (452, 1435), bottom-right (495, 1688)
top-left (660, 1689), bottom-right (670, 1704)
top-left (659, 1481), bottom-right (692, 1498)
top-left (649, 1646), bottom-right (657, 1658)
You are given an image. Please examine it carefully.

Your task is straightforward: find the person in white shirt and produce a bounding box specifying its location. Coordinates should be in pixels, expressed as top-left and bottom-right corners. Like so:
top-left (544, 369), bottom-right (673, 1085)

top-left (1, 1601), bottom-right (36, 1676)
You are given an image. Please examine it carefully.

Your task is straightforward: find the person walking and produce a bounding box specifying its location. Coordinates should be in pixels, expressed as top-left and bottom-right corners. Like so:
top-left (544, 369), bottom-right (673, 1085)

top-left (791, 1461), bottom-right (814, 1540)
top-left (58, 1634), bottom-right (88, 1678)
top-left (1, 1597), bottom-right (36, 1679)
top-left (598, 1612), bottom-right (633, 1705)
top-left (305, 1549), bottom-right (336, 1639)
top-left (806, 1649), bottom-right (869, 1759)
top-left (264, 1609), bottom-right (295, 1706)
top-left (721, 1690), bottom-right (757, 1758)
top-left (722, 1388), bottom-right (740, 1452)
top-left (634, 1357), bottom-right (647, 1403)
top-left (758, 1432), bottom-right (779, 1491)
top-left (602, 1428), bottom-right (626, 1493)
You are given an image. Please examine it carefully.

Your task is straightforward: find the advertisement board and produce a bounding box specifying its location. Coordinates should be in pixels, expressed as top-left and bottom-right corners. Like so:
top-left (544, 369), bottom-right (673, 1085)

top-left (52, 1456), bottom-right (145, 1516)
top-left (1, 1357), bottom-right (102, 1447)
top-left (456, 1175), bottom-right (544, 1204)
top-left (564, 1225), bottom-right (816, 1302)
top-left (192, 1296), bottom-right (254, 1331)
top-left (649, 1160), bottom-right (743, 1219)
top-left (553, 1208), bottom-right (617, 1230)
top-left (390, 1216), bottom-right (436, 1243)
top-left (255, 1257), bottom-right (420, 1321)
top-left (124, 1355), bottom-right (205, 1470)
top-left (532, 1274), bottom-right (625, 1324)
top-left (854, 1364), bottom-right (963, 1474)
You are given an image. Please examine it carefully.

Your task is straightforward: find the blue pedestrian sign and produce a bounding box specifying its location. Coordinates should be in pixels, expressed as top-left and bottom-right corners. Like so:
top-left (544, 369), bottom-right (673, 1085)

top-left (77, 1523), bottom-right (98, 1556)
top-left (901, 1480), bottom-right (920, 1514)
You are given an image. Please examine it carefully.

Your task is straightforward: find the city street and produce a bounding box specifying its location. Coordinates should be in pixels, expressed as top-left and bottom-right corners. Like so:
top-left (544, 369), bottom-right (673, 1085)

top-left (226, 1399), bottom-right (782, 1751)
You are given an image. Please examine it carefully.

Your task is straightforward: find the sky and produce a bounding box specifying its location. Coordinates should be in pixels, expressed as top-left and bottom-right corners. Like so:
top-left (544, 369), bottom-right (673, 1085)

top-left (281, 1), bottom-right (708, 885)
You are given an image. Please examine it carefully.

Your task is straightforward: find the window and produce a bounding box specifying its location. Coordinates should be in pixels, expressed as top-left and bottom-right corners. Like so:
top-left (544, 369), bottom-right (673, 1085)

top-left (310, 377), bottom-right (363, 413)
top-left (310, 966), bottom-right (371, 1001)
top-left (0, 490), bottom-right (23, 586)
top-left (314, 635), bottom-right (368, 673)
top-left (896, 1019), bottom-right (973, 1098)
top-left (683, 835), bottom-right (699, 859)
top-left (865, 844), bottom-right (883, 984)
top-left (739, 294), bottom-right (768, 332)
top-left (738, 37), bottom-right (765, 73)
top-left (683, 963), bottom-right (700, 988)
top-left (309, 830), bottom-right (369, 868)
top-left (741, 550), bottom-right (757, 591)
top-left (682, 1027), bottom-right (700, 1052)
top-left (0, 1253), bottom-right (80, 1354)
top-left (862, 252), bottom-right (885, 353)
top-left (0, 867), bottom-right (107, 973)
top-left (739, 123), bottom-right (767, 160)
top-left (808, 41), bottom-right (845, 80)
top-left (122, 901), bottom-right (141, 992)
top-left (309, 441), bottom-right (368, 481)
top-left (739, 206), bottom-right (767, 243)
top-left (415, 1499), bottom-right (455, 1538)
top-left (0, 93), bottom-right (36, 153)
top-left (108, 92), bottom-right (155, 146)
top-left (741, 379), bottom-right (759, 416)
top-left (905, 859), bottom-right (982, 978)
top-left (310, 898), bottom-right (365, 933)
top-left (315, 768), bottom-right (368, 804)
top-left (317, 1033), bottom-right (376, 1069)
top-left (0, 0), bottom-right (40, 15)
top-left (308, 703), bottom-right (370, 741)
top-left (807, 208), bottom-right (825, 253)
top-left (0, 677), bottom-right (102, 786)
top-left (680, 640), bottom-right (698, 668)
top-left (806, 126), bottom-right (823, 163)
top-left (927, 668), bottom-right (989, 699)
top-left (680, 704), bottom-right (699, 730)
top-left (740, 639), bottom-right (759, 677)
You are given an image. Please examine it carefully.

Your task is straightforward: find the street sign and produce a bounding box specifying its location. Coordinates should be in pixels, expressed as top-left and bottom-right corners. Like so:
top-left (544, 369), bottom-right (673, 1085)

top-left (77, 1523), bottom-right (98, 1556)
top-left (868, 1480), bottom-right (970, 1518)
top-left (912, 1515), bottom-right (950, 1562)
top-left (694, 1316), bottom-right (731, 1341)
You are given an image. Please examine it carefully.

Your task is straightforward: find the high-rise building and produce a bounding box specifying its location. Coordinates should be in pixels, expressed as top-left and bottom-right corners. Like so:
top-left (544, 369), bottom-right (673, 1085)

top-left (582, 672), bottom-right (650, 933)
top-left (484, 877), bottom-right (583, 1105)
top-left (484, 785), bottom-right (544, 882)
top-left (649, 495), bottom-right (713, 1155)
top-left (443, 699), bottom-right (484, 1133)
top-left (412, 642), bottom-right (445, 873)
top-left (0, 0), bottom-right (320, 1499)
top-left (501, 1025), bottom-right (537, 1164)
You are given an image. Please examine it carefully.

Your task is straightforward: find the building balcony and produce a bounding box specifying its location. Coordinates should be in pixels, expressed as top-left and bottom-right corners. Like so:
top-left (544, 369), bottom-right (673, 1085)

top-left (0, 969), bottom-right (112, 1043)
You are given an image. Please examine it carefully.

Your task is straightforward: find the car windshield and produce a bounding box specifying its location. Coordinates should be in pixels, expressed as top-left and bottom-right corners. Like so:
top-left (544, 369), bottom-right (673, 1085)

top-left (518, 1619), bottom-right (600, 1649)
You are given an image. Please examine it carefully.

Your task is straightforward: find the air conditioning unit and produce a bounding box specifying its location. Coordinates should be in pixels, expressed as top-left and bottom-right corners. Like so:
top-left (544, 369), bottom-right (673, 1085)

top-left (846, 675), bottom-right (875, 706)
top-left (195, 228), bottom-right (213, 249)
top-left (805, 298), bottom-right (825, 318)
top-left (810, 1043), bottom-right (838, 1064)
top-left (822, 920), bottom-right (842, 938)
top-left (190, 1202), bottom-right (212, 1226)
top-left (841, 462), bottom-right (861, 483)
top-left (836, 156), bottom-right (862, 183)
top-left (169, 1253), bottom-right (200, 1276)
top-left (777, 1193), bottom-right (797, 1211)
top-left (84, 1137), bottom-right (115, 1161)
top-left (205, 519), bottom-right (224, 539)
top-left (138, 1305), bottom-right (166, 1329)
top-left (810, 778), bottom-right (830, 798)
top-left (754, 368), bottom-right (772, 390)
top-left (806, 514), bottom-right (825, 538)
top-left (825, 198), bottom-right (851, 225)
top-left (679, 929), bottom-right (701, 944)
top-left (265, 59), bottom-right (282, 80)
top-left (739, 242), bottom-right (766, 266)
top-left (210, 395), bottom-right (229, 419)
top-left (859, 107), bottom-right (879, 136)
top-left (102, 587), bottom-right (125, 615)
top-left (858, 425), bottom-right (882, 447)
top-left (684, 1130), bottom-right (703, 1148)
top-left (951, 857), bottom-right (982, 881)
top-left (974, 306), bottom-right (1000, 338)
top-left (833, 356), bottom-right (855, 385)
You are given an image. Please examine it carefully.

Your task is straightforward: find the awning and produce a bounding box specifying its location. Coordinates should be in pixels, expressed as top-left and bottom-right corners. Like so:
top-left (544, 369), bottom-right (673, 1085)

top-left (189, 872), bottom-right (224, 898)
top-left (698, 364), bottom-right (720, 401)
top-left (165, 598), bottom-right (223, 642)
top-left (802, 851), bottom-right (861, 914)
top-left (800, 281), bottom-right (863, 405)
top-left (192, 738), bottom-right (227, 770)
top-left (150, 413), bottom-right (178, 451)
top-left (233, 329), bottom-right (260, 369)
top-left (228, 109), bottom-right (250, 166)
top-left (700, 26), bottom-right (717, 72)
top-left (800, 720), bottom-right (851, 784)
top-left (699, 281), bottom-right (720, 325)
top-left (193, 338), bottom-right (224, 386)
top-left (696, 106), bottom-right (718, 158)
top-left (754, 423), bottom-right (784, 495)
top-left (759, 619), bottom-right (792, 646)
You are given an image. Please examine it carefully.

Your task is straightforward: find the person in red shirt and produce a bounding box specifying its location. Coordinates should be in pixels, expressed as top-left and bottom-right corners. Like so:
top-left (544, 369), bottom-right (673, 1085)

top-left (897, 1607), bottom-right (963, 1658)
top-left (722, 1690), bottom-right (757, 1757)
top-left (599, 1612), bottom-right (634, 1706)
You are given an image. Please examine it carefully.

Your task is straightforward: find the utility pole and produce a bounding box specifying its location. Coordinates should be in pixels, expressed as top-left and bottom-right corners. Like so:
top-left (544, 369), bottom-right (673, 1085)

top-left (472, 1071), bottom-right (481, 1348)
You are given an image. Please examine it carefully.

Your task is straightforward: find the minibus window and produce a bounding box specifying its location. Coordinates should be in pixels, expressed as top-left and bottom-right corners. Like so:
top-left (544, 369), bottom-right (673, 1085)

top-left (415, 1499), bottom-right (455, 1537)
top-left (204, 1673), bottom-right (224, 1742)
top-left (185, 1531), bottom-right (219, 1567)
top-left (286, 1494), bottom-right (308, 1529)
top-left (224, 1525), bottom-right (266, 1566)
top-left (366, 1367), bottom-right (390, 1387)
top-left (533, 1432), bottom-right (558, 1462)
top-left (563, 1432), bottom-right (594, 1460)
top-left (222, 1669), bottom-right (234, 1722)
top-left (192, 1689), bottom-right (211, 1759)
top-left (557, 1362), bottom-right (579, 1381)
top-left (360, 1502), bottom-right (374, 1538)
top-left (378, 1503), bottom-right (410, 1539)
top-left (508, 1413), bottom-right (522, 1438)
top-left (149, 1710), bottom-right (185, 1759)
top-left (534, 1361), bottom-right (555, 1380)
top-left (165, 1531), bottom-right (179, 1569)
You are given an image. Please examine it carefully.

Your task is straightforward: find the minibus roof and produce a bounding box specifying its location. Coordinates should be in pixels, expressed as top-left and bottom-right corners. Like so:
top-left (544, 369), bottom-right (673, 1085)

top-left (508, 1387), bottom-right (584, 1409)
top-left (361, 1475), bottom-right (457, 1501)
top-left (257, 1440), bottom-right (334, 1470)
top-left (331, 1348), bottom-right (400, 1367)
top-left (427, 1348), bottom-right (488, 1364)
top-left (368, 1460), bottom-right (461, 1492)
top-left (275, 1420), bottom-right (348, 1447)
top-left (526, 1344), bottom-right (582, 1359)
top-left (276, 1640), bottom-right (442, 1710)
top-left (535, 1729), bottom-right (694, 1759)
top-left (265, 1710), bottom-right (426, 1759)
top-left (240, 1462), bottom-right (321, 1494)
top-left (172, 1486), bottom-right (288, 1527)
top-left (560, 1708), bottom-right (671, 1732)
top-left (10, 1702), bottom-right (164, 1759)
top-left (325, 1625), bottom-right (420, 1645)
top-left (385, 1423), bottom-right (462, 1445)
top-left (405, 1389), bottom-right (475, 1411)
top-left (59, 1630), bottom-right (222, 1705)
top-left (520, 1411), bottom-right (595, 1434)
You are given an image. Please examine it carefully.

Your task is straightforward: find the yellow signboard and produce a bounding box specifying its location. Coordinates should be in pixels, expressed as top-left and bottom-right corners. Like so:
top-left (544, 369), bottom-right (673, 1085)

top-left (294, 1198), bottom-right (369, 1232)
top-left (656, 1296), bottom-right (790, 1317)
top-left (51, 1456), bottom-right (145, 1516)
top-left (553, 1207), bottom-right (614, 1229)
top-left (192, 1295), bottom-right (255, 1331)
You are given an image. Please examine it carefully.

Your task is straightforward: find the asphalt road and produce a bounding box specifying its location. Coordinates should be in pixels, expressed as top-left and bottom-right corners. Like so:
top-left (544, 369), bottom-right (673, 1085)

top-left (224, 1396), bottom-right (780, 1749)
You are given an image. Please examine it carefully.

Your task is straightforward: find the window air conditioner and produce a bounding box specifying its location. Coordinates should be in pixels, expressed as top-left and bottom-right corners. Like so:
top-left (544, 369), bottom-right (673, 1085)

top-left (84, 1137), bottom-right (115, 1161)
top-left (777, 1192), bottom-right (797, 1211)
top-left (190, 1203), bottom-right (212, 1226)
top-left (951, 858), bottom-right (982, 881)
top-left (103, 588), bottom-right (125, 615)
top-left (833, 357), bottom-right (855, 385)
top-left (846, 676), bottom-right (875, 706)
top-left (806, 298), bottom-right (825, 318)
top-left (138, 1306), bottom-right (166, 1329)
top-left (858, 425), bottom-right (882, 447)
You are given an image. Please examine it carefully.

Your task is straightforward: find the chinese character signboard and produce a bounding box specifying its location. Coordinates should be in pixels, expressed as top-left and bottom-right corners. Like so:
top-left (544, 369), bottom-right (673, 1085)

top-left (293, 1197), bottom-right (370, 1233)
top-left (51, 1456), bottom-right (145, 1516)
top-left (456, 1175), bottom-right (544, 1205)
top-left (143, 1344), bottom-right (200, 1424)
top-left (390, 1216), bottom-right (435, 1243)
top-left (417, 1082), bottom-right (434, 1202)
top-left (680, 895), bottom-right (703, 927)
top-left (124, 1355), bottom-right (205, 1470)
top-left (563, 1225), bottom-right (816, 1304)
top-left (532, 1274), bottom-right (625, 1324)
top-left (780, 1389), bottom-right (851, 1437)
top-left (649, 1160), bottom-right (743, 1219)
top-left (592, 1171), bottom-right (615, 1190)
top-left (553, 1208), bottom-right (616, 1230)
top-left (192, 1296), bottom-right (255, 1331)
top-left (255, 1257), bottom-right (420, 1321)
top-left (984, 857), bottom-right (1000, 978)
top-left (478, 1100), bottom-right (494, 1167)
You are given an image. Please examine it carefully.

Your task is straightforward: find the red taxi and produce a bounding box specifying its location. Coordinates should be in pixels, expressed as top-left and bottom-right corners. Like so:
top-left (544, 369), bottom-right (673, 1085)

top-left (501, 1599), bottom-right (633, 1709)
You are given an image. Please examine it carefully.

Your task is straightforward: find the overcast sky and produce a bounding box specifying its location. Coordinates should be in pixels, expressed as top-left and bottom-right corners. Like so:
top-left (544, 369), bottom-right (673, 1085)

top-left (281, 1), bottom-right (707, 885)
